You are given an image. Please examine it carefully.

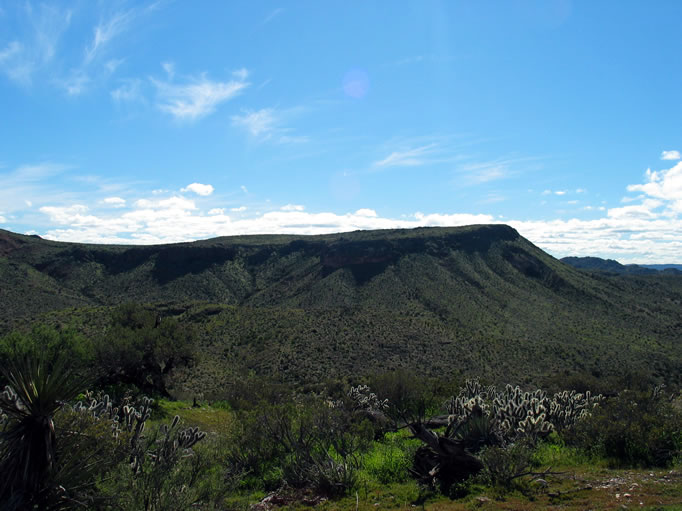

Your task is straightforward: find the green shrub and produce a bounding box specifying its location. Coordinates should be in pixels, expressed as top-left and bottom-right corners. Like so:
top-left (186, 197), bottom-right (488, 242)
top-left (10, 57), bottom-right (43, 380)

top-left (565, 386), bottom-right (682, 467)
top-left (0, 325), bottom-right (94, 384)
top-left (93, 304), bottom-right (196, 396)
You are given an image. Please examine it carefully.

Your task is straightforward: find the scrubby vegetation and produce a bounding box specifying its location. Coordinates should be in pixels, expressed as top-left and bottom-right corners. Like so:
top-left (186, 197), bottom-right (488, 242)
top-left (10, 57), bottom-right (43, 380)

top-left (2, 227), bottom-right (682, 508)
top-left (1, 339), bottom-right (680, 510)
top-left (3, 226), bottom-right (682, 391)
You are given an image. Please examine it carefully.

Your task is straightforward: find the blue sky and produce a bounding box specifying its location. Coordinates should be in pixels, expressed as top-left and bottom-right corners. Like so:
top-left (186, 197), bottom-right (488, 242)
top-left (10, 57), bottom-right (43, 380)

top-left (1, 1), bottom-right (681, 262)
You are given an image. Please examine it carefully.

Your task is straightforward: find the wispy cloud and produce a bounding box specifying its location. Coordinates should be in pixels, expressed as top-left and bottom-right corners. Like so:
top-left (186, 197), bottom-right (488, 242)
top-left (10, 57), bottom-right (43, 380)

top-left (263, 8), bottom-right (284, 24)
top-left (102, 197), bottom-right (126, 208)
top-left (231, 107), bottom-right (308, 143)
top-left (0, 4), bottom-right (72, 85)
top-left (454, 156), bottom-right (542, 185)
top-left (373, 144), bottom-right (438, 168)
top-left (0, 41), bottom-right (21, 63)
top-left (111, 78), bottom-right (144, 102)
top-left (392, 55), bottom-right (426, 66)
top-left (161, 61), bottom-right (175, 79)
top-left (232, 108), bottom-right (277, 136)
top-left (0, 162), bottom-right (73, 214)
top-left (84, 3), bottom-right (159, 65)
top-left (153, 69), bottom-right (249, 121)
top-left (661, 150), bottom-right (681, 161)
top-left (0, 2), bottom-right (160, 94)
top-left (58, 70), bottom-right (90, 96)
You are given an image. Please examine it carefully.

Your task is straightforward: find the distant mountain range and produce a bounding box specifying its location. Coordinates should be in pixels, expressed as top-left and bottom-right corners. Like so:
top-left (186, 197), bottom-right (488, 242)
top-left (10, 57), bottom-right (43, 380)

top-left (2, 226), bottom-right (681, 392)
top-left (561, 256), bottom-right (682, 275)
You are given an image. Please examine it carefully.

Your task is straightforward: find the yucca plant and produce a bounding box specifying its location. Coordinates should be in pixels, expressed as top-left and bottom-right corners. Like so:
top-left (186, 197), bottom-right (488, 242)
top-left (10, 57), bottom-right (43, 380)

top-left (0, 356), bottom-right (85, 510)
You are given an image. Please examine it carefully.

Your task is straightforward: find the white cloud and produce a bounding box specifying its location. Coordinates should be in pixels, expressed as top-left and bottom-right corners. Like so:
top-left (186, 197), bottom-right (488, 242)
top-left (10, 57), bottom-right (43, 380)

top-left (161, 61), bottom-right (175, 79)
top-left (607, 200), bottom-right (662, 219)
top-left (626, 162), bottom-right (682, 213)
top-left (374, 144), bottom-right (437, 168)
top-left (0, 215), bottom-right (6, 223)
top-left (454, 156), bottom-right (540, 185)
top-left (84, 3), bottom-right (158, 64)
top-left (281, 204), bottom-right (305, 211)
top-left (241, 185), bottom-right (248, 193)
top-left (153, 71), bottom-right (249, 121)
top-left (231, 107), bottom-right (308, 143)
top-left (0, 3), bottom-right (72, 84)
top-left (134, 196), bottom-right (196, 210)
top-left (232, 68), bottom-right (249, 81)
top-left (17, 156), bottom-right (682, 264)
top-left (111, 78), bottom-right (143, 102)
top-left (554, 190), bottom-right (566, 196)
top-left (30, 188), bottom-right (682, 263)
top-left (181, 183), bottom-right (214, 196)
top-left (0, 41), bottom-right (21, 63)
top-left (102, 196), bottom-right (126, 208)
top-left (661, 150), bottom-right (680, 161)
top-left (59, 70), bottom-right (90, 95)
top-left (232, 108), bottom-right (277, 136)
top-left (105, 58), bottom-right (124, 73)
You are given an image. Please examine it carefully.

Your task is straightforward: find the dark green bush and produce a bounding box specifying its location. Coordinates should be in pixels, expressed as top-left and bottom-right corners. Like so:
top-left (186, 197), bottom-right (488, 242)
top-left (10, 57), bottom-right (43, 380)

top-left (565, 387), bottom-right (682, 467)
top-left (94, 304), bottom-right (196, 396)
top-left (368, 369), bottom-right (442, 424)
top-left (476, 442), bottom-right (534, 490)
top-left (0, 325), bottom-right (94, 384)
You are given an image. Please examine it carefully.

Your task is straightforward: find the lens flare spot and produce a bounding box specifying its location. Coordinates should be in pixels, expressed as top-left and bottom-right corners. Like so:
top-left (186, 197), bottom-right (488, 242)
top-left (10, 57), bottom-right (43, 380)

top-left (342, 69), bottom-right (370, 99)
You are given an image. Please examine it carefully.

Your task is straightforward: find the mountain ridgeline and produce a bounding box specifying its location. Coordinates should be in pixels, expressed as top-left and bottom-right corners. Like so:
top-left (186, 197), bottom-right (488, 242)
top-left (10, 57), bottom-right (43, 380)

top-left (1, 225), bottom-right (681, 392)
top-left (561, 256), bottom-right (682, 275)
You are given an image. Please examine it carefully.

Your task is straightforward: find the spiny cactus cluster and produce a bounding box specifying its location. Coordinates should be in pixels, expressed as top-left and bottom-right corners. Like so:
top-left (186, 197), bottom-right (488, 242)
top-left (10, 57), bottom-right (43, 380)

top-left (72, 392), bottom-right (153, 441)
top-left (0, 385), bottom-right (19, 428)
top-left (445, 378), bottom-right (603, 445)
top-left (72, 392), bottom-right (206, 474)
top-left (347, 384), bottom-right (389, 412)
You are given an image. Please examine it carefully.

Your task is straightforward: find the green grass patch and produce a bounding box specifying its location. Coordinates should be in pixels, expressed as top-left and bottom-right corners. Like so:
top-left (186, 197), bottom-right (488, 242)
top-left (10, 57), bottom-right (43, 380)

top-left (358, 430), bottom-right (420, 486)
top-left (154, 398), bottom-right (233, 434)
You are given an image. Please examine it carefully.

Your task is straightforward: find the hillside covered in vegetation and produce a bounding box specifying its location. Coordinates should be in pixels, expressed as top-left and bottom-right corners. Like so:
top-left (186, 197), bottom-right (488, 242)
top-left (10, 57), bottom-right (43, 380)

top-left (2, 225), bottom-right (682, 394)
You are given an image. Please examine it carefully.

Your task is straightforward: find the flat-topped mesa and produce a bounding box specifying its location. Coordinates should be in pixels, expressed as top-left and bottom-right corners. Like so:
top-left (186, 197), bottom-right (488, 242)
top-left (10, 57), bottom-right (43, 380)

top-left (320, 225), bottom-right (521, 269)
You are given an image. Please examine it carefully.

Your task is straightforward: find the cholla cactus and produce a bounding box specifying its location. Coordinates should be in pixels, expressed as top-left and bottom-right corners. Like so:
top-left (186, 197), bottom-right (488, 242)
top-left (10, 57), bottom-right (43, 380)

top-left (0, 386), bottom-right (16, 429)
top-left (71, 393), bottom-right (206, 475)
top-left (445, 379), bottom-right (603, 446)
top-left (144, 415), bottom-right (206, 471)
top-left (347, 384), bottom-right (389, 412)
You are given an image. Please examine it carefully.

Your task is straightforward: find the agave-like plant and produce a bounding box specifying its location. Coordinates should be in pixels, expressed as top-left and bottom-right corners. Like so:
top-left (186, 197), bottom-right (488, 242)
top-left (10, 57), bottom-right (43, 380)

top-left (0, 357), bottom-right (84, 509)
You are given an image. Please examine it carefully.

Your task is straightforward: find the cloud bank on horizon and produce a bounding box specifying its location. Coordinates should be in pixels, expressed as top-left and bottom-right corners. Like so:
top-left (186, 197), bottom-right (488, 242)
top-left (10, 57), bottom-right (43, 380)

top-left (1, 2), bottom-right (682, 264)
top-left (4, 154), bottom-right (675, 264)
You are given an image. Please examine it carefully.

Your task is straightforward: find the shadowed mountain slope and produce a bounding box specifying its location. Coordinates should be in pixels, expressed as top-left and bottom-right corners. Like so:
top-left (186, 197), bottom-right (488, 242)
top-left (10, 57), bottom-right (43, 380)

top-left (2, 225), bottom-right (681, 390)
